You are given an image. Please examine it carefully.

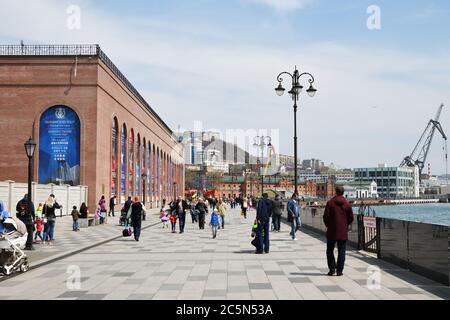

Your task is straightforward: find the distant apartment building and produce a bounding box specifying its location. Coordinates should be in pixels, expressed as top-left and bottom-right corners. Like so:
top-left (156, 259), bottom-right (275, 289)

top-left (302, 159), bottom-right (324, 171)
top-left (279, 154), bottom-right (296, 168)
top-left (342, 181), bottom-right (378, 199)
top-left (354, 165), bottom-right (419, 198)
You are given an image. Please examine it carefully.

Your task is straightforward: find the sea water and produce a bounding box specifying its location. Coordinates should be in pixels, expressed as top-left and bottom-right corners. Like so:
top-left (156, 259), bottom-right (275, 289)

top-left (355, 203), bottom-right (450, 226)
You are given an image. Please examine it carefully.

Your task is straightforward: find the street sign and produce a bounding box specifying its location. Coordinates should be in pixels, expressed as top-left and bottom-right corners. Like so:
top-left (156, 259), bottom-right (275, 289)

top-left (363, 217), bottom-right (377, 228)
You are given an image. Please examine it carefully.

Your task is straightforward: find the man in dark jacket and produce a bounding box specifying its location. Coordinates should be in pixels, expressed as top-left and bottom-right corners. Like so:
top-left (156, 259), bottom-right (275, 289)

top-left (16, 194), bottom-right (35, 250)
top-left (130, 197), bottom-right (143, 241)
top-left (173, 196), bottom-right (189, 234)
top-left (323, 186), bottom-right (354, 276)
top-left (256, 193), bottom-right (273, 254)
top-left (195, 199), bottom-right (208, 230)
top-left (109, 196), bottom-right (116, 217)
top-left (271, 195), bottom-right (283, 232)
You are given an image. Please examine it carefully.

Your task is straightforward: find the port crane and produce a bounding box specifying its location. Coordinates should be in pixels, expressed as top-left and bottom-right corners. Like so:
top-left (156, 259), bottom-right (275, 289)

top-left (400, 104), bottom-right (448, 181)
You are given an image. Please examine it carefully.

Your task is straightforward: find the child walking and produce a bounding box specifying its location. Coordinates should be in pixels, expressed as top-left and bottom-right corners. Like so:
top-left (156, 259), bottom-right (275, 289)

top-left (34, 217), bottom-right (44, 243)
top-left (170, 212), bottom-right (178, 233)
top-left (71, 206), bottom-right (81, 231)
top-left (210, 209), bottom-right (219, 239)
top-left (160, 208), bottom-right (169, 228)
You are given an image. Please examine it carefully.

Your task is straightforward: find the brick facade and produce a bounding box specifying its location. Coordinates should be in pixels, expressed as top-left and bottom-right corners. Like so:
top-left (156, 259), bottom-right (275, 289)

top-left (0, 49), bottom-right (184, 210)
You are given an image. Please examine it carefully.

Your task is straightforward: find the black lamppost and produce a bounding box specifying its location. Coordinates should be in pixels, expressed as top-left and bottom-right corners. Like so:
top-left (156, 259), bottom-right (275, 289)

top-left (24, 137), bottom-right (37, 222)
top-left (253, 136), bottom-right (272, 197)
top-left (141, 173), bottom-right (147, 206)
top-left (275, 67), bottom-right (317, 194)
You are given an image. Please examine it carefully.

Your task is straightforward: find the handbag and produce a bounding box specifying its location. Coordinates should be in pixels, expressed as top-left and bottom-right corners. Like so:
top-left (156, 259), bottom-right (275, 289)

top-left (122, 227), bottom-right (133, 237)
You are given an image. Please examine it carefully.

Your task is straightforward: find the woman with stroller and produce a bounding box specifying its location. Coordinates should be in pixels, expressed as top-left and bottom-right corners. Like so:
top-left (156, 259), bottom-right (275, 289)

top-left (42, 194), bottom-right (62, 245)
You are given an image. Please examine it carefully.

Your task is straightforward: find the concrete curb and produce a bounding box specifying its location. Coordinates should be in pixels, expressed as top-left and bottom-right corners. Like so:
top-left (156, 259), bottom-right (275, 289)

top-left (0, 220), bottom-right (162, 283)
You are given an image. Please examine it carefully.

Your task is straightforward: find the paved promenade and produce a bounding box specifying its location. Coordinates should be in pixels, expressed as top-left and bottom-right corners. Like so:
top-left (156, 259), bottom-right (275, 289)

top-left (0, 208), bottom-right (449, 300)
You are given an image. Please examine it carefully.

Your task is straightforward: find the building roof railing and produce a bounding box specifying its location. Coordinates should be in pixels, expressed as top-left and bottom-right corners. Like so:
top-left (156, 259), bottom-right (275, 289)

top-left (0, 44), bottom-right (174, 136)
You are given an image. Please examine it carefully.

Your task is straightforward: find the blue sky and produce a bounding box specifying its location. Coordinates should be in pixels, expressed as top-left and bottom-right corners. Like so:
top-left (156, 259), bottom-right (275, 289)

top-left (1, 0), bottom-right (450, 173)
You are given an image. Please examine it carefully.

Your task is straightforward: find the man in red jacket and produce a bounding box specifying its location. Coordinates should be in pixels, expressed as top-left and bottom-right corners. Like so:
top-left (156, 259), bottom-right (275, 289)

top-left (323, 186), bottom-right (354, 277)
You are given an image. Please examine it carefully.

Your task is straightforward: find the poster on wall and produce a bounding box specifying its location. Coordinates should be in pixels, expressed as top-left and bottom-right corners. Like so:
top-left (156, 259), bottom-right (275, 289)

top-left (39, 106), bottom-right (80, 186)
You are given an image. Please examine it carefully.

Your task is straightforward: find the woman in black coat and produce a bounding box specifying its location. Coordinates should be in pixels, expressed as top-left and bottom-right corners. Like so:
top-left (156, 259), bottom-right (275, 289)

top-left (130, 197), bottom-right (143, 242)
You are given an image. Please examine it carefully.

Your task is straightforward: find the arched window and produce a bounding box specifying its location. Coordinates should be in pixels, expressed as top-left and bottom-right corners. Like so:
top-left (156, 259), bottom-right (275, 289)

top-left (136, 134), bottom-right (141, 197)
top-left (156, 147), bottom-right (160, 200)
top-left (120, 124), bottom-right (127, 203)
top-left (129, 129), bottom-right (135, 198)
top-left (142, 138), bottom-right (146, 203)
top-left (147, 141), bottom-right (151, 204)
top-left (111, 118), bottom-right (119, 197)
top-left (152, 145), bottom-right (156, 200)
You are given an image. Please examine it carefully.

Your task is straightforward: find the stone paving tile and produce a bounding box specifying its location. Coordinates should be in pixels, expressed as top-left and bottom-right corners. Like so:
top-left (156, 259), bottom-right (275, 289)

top-left (0, 208), bottom-right (446, 300)
top-left (317, 285), bottom-right (345, 293)
top-left (390, 287), bottom-right (421, 295)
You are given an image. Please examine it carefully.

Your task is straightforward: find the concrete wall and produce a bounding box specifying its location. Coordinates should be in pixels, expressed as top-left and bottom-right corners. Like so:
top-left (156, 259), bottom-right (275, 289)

top-left (0, 180), bottom-right (88, 216)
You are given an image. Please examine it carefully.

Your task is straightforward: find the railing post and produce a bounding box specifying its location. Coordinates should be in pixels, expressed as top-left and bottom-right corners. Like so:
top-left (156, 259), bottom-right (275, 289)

top-left (376, 217), bottom-right (381, 259)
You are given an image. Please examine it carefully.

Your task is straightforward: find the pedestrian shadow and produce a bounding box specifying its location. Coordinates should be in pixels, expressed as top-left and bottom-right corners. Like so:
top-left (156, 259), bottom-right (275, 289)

top-left (233, 250), bottom-right (257, 254)
top-left (290, 272), bottom-right (326, 277)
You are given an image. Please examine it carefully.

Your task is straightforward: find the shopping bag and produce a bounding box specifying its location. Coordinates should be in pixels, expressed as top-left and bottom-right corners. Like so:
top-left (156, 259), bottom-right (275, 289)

top-left (122, 227), bottom-right (133, 237)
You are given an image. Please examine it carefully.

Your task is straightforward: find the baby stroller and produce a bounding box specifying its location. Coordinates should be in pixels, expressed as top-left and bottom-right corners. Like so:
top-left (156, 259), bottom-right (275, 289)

top-left (0, 217), bottom-right (30, 276)
top-left (119, 209), bottom-right (130, 227)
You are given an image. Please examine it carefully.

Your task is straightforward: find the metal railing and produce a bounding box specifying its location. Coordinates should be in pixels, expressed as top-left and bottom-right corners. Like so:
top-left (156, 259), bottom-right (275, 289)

top-left (0, 44), bottom-right (174, 136)
top-left (0, 44), bottom-right (99, 56)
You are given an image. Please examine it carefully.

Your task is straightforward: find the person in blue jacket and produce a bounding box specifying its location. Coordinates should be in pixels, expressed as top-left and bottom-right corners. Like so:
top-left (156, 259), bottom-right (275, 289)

top-left (210, 209), bottom-right (220, 239)
top-left (287, 193), bottom-right (302, 241)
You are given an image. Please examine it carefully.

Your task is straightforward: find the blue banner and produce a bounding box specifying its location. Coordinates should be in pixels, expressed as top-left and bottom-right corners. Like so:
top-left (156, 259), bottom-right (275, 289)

top-left (39, 106), bottom-right (80, 186)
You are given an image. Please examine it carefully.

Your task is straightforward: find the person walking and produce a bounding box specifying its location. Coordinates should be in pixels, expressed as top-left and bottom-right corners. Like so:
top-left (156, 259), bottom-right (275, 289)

top-left (33, 216), bottom-right (44, 243)
top-left (195, 198), bottom-right (208, 230)
top-left (217, 198), bottom-right (227, 229)
top-left (169, 211), bottom-right (178, 233)
top-left (256, 193), bottom-right (273, 254)
top-left (272, 195), bottom-right (283, 232)
top-left (173, 196), bottom-right (189, 234)
top-left (80, 203), bottom-right (89, 219)
top-left (160, 207), bottom-right (169, 228)
top-left (287, 193), bottom-right (301, 241)
top-left (71, 206), bottom-right (81, 231)
top-left (109, 195), bottom-right (116, 217)
top-left (130, 197), bottom-right (143, 242)
top-left (98, 195), bottom-right (107, 224)
top-left (241, 197), bottom-right (248, 219)
top-left (35, 203), bottom-right (43, 219)
top-left (190, 200), bottom-right (198, 224)
top-left (42, 194), bottom-right (62, 245)
top-left (323, 186), bottom-right (355, 277)
top-left (210, 209), bottom-right (220, 239)
top-left (16, 194), bottom-right (35, 250)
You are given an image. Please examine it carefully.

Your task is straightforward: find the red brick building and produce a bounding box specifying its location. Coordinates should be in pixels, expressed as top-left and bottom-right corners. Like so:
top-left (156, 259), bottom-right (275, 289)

top-left (0, 45), bottom-right (184, 209)
top-left (316, 178), bottom-right (336, 199)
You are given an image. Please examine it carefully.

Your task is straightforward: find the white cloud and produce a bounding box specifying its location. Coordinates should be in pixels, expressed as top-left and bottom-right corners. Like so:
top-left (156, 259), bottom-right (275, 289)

top-left (0, 0), bottom-right (449, 171)
top-left (247, 0), bottom-right (313, 12)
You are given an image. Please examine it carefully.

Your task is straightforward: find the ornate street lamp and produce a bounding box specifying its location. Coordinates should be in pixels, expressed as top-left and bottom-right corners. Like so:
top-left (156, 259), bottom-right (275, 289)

top-left (275, 67), bottom-right (317, 194)
top-left (253, 136), bottom-right (272, 197)
top-left (24, 137), bottom-right (36, 239)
